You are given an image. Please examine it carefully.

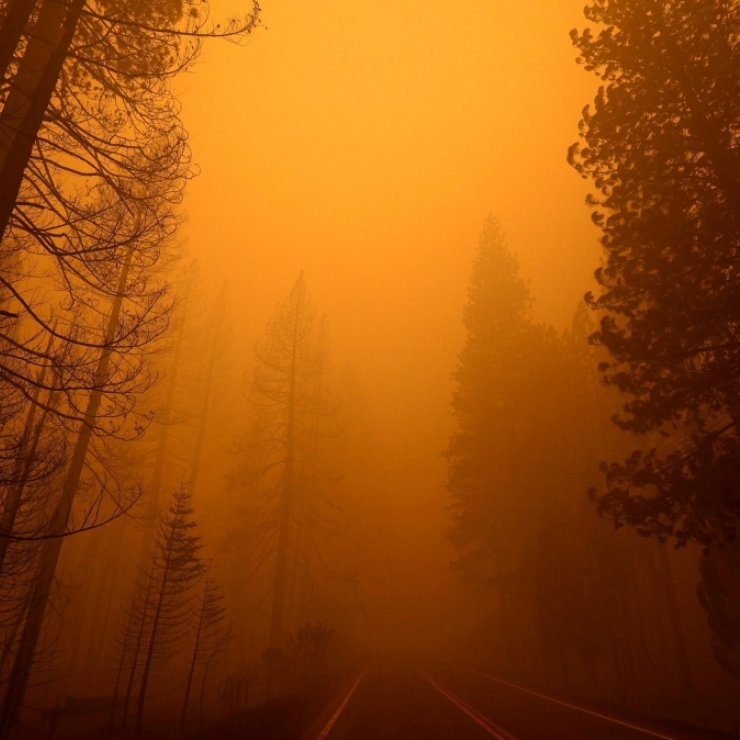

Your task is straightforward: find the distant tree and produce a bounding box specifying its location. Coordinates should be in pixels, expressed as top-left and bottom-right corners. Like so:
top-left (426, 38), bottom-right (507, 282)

top-left (444, 216), bottom-right (541, 648)
top-left (181, 563), bottom-right (228, 731)
top-left (133, 484), bottom-right (204, 736)
top-left (286, 621), bottom-right (334, 684)
top-left (186, 281), bottom-right (231, 501)
top-left (235, 273), bottom-right (333, 653)
top-left (569, 0), bottom-right (740, 546)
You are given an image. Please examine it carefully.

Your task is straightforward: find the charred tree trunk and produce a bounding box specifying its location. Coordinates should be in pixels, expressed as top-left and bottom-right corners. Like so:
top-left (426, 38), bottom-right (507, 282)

top-left (0, 0), bottom-right (39, 87)
top-left (186, 287), bottom-right (226, 501)
top-left (121, 566), bottom-right (155, 730)
top-left (655, 542), bottom-right (695, 695)
top-left (134, 523), bottom-right (176, 736)
top-left (148, 274), bottom-right (194, 520)
top-left (0, 0), bottom-right (86, 244)
top-left (268, 299), bottom-right (301, 650)
top-left (0, 252), bottom-right (132, 737)
top-left (181, 566), bottom-right (210, 732)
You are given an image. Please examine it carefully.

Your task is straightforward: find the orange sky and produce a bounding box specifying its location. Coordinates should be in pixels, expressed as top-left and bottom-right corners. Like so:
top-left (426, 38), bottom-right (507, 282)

top-left (179, 0), bottom-right (603, 646)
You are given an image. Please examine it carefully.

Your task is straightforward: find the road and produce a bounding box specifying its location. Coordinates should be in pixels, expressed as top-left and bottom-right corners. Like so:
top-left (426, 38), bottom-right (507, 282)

top-left (314, 660), bottom-right (722, 740)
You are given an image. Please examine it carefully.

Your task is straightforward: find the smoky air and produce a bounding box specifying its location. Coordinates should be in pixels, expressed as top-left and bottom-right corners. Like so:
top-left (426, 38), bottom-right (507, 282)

top-left (0, 1), bottom-right (736, 739)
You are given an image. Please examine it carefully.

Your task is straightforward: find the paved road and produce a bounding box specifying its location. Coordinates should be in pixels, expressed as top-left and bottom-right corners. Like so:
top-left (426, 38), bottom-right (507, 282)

top-left (316, 660), bottom-right (720, 740)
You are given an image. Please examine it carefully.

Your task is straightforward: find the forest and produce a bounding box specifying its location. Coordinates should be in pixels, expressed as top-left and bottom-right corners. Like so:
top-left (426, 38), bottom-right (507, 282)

top-left (0, 0), bottom-right (739, 739)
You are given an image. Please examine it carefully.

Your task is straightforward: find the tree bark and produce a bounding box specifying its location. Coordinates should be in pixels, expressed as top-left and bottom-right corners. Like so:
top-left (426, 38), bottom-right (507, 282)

top-left (0, 0), bottom-right (87, 245)
top-left (0, 0), bottom-right (38, 87)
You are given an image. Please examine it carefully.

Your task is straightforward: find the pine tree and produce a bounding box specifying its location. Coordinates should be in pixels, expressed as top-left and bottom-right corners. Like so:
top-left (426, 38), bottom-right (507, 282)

top-left (569, 0), bottom-right (740, 546)
top-left (445, 216), bottom-right (540, 634)
top-left (181, 563), bottom-right (227, 731)
top-left (238, 274), bottom-right (319, 651)
top-left (133, 484), bottom-right (204, 736)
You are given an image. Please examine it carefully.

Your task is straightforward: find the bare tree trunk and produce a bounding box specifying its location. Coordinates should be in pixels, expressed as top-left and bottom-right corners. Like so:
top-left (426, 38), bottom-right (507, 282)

top-left (268, 298), bottom-right (301, 650)
top-left (134, 522), bottom-right (176, 736)
top-left (181, 568), bottom-right (209, 732)
top-left (0, 0), bottom-right (87, 244)
top-left (0, 0), bottom-right (38, 86)
top-left (85, 518), bottom-right (126, 669)
top-left (655, 542), bottom-right (695, 694)
top-left (148, 272), bottom-right (195, 520)
top-left (107, 592), bottom-right (139, 739)
top-left (186, 284), bottom-right (226, 501)
top-left (0, 251), bottom-right (132, 737)
top-left (121, 566), bottom-right (155, 730)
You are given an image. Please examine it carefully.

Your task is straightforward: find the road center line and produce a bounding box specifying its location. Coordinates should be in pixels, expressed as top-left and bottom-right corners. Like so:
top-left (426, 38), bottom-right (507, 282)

top-left (470, 669), bottom-right (677, 740)
top-left (314, 670), bottom-right (366, 740)
top-left (418, 669), bottom-right (519, 740)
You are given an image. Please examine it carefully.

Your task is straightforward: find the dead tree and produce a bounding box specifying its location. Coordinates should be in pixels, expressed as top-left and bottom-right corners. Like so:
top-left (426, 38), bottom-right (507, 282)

top-left (134, 483), bottom-right (203, 736)
top-left (181, 563), bottom-right (227, 731)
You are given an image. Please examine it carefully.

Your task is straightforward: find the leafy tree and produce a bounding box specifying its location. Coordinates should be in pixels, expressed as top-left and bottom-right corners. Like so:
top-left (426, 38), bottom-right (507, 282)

top-left (569, 0), bottom-right (740, 546)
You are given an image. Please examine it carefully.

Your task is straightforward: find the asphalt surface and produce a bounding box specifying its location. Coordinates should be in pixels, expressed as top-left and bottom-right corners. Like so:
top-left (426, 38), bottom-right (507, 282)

top-left (316, 660), bottom-right (722, 740)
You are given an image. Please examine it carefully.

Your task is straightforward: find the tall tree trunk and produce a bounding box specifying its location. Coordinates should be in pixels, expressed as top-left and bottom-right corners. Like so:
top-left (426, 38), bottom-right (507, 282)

top-left (148, 273), bottom-right (195, 520)
top-left (0, 251), bottom-right (132, 737)
top-left (655, 542), bottom-right (695, 694)
top-left (268, 296), bottom-right (301, 650)
top-left (85, 518), bottom-right (126, 669)
top-left (134, 521), bottom-right (176, 736)
top-left (186, 283), bottom-right (226, 501)
top-left (107, 587), bottom-right (139, 739)
top-left (0, 0), bottom-right (87, 245)
top-left (181, 567), bottom-right (209, 732)
top-left (0, 0), bottom-right (38, 87)
top-left (121, 565), bottom-right (155, 730)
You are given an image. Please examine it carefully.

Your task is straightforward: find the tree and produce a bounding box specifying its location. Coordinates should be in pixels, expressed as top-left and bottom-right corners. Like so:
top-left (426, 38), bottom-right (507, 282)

top-left (697, 542), bottom-right (740, 678)
top-left (444, 216), bottom-right (541, 646)
top-left (286, 621), bottom-right (334, 685)
top-left (0, 0), bottom-right (261, 478)
top-left (569, 0), bottom-right (740, 546)
top-left (238, 274), bottom-right (320, 652)
top-left (133, 483), bottom-right (203, 736)
top-left (181, 563), bottom-right (227, 731)
top-left (0, 246), bottom-right (151, 737)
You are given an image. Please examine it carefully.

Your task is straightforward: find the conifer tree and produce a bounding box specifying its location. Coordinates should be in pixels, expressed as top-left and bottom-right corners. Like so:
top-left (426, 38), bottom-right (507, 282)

top-left (569, 0), bottom-right (740, 546)
top-left (181, 563), bottom-right (227, 731)
top-left (134, 483), bottom-right (203, 735)
top-left (239, 274), bottom-right (318, 652)
top-left (445, 216), bottom-right (539, 630)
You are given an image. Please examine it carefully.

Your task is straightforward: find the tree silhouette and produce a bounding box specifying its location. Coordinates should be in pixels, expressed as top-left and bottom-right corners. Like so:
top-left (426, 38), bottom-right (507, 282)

top-left (181, 563), bottom-right (227, 731)
top-left (133, 483), bottom-right (203, 736)
top-left (569, 0), bottom-right (740, 546)
top-left (445, 216), bottom-right (542, 648)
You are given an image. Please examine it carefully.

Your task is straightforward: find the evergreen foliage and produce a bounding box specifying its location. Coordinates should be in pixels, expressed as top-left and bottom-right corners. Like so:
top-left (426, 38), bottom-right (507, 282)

top-left (569, 0), bottom-right (740, 546)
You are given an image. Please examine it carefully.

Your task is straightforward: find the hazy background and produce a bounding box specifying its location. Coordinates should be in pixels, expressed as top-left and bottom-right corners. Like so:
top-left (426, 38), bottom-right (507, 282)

top-left (178, 0), bottom-right (601, 649)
